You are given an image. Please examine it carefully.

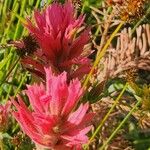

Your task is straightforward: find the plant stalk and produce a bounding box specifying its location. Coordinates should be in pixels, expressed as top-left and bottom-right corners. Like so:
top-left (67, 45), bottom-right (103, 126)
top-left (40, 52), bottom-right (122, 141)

top-left (83, 21), bottom-right (124, 88)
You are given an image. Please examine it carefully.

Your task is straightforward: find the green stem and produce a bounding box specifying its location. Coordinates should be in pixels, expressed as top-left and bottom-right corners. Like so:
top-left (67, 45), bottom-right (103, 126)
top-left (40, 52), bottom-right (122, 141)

top-left (14, 71), bottom-right (28, 97)
top-left (35, 0), bottom-right (41, 9)
top-left (4, 62), bottom-right (19, 100)
top-left (134, 138), bottom-right (150, 144)
top-left (2, 0), bottom-right (8, 19)
top-left (1, 0), bottom-right (19, 43)
top-left (81, 0), bottom-right (88, 13)
top-left (83, 21), bottom-right (124, 88)
top-left (13, 0), bottom-right (27, 40)
top-left (99, 99), bottom-right (141, 150)
top-left (0, 57), bottom-right (20, 87)
top-left (0, 139), bottom-right (4, 150)
top-left (84, 83), bottom-right (128, 149)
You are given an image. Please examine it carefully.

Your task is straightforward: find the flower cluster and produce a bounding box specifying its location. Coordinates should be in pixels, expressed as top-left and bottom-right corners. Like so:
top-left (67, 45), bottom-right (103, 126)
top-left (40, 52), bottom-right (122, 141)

top-left (10, 1), bottom-right (94, 149)
top-left (14, 1), bottom-right (91, 80)
top-left (12, 68), bottom-right (94, 149)
top-left (108, 0), bottom-right (147, 22)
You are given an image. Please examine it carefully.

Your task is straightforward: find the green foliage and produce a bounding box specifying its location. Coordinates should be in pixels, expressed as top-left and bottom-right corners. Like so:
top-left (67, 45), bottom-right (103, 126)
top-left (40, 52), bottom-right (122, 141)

top-left (128, 122), bottom-right (150, 150)
top-left (0, 0), bottom-right (46, 149)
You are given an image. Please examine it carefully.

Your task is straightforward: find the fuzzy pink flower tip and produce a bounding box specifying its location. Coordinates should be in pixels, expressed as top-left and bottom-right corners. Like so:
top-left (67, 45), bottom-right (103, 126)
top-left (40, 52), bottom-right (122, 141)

top-left (22, 1), bottom-right (91, 80)
top-left (11, 68), bottom-right (94, 150)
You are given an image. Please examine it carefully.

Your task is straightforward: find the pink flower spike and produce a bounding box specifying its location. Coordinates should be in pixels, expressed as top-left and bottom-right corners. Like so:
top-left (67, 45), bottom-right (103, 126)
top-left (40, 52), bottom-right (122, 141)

top-left (14, 1), bottom-right (91, 80)
top-left (11, 67), bottom-right (94, 149)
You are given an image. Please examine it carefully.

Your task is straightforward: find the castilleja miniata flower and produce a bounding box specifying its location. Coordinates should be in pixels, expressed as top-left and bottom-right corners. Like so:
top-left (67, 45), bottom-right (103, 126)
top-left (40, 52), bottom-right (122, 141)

top-left (11, 67), bottom-right (94, 149)
top-left (14, 1), bottom-right (91, 81)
